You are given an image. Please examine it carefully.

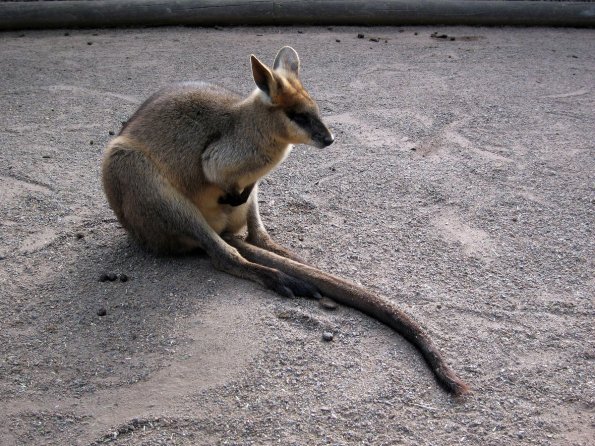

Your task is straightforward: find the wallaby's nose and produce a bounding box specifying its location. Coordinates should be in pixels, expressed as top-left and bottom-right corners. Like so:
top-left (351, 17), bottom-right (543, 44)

top-left (322, 133), bottom-right (334, 147)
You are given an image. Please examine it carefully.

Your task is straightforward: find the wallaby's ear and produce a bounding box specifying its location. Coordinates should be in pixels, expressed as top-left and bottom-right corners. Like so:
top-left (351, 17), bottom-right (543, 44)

top-left (251, 55), bottom-right (275, 96)
top-left (273, 46), bottom-right (300, 77)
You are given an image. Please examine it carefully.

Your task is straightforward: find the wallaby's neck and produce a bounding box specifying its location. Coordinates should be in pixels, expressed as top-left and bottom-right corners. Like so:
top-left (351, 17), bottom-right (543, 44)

top-left (239, 88), bottom-right (272, 108)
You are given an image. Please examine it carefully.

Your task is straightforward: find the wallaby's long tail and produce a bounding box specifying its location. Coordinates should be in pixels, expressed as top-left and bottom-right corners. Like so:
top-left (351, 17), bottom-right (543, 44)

top-left (228, 238), bottom-right (470, 396)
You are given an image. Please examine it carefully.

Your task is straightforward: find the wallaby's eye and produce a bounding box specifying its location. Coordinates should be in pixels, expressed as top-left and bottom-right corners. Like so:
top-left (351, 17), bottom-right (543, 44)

top-left (286, 111), bottom-right (309, 127)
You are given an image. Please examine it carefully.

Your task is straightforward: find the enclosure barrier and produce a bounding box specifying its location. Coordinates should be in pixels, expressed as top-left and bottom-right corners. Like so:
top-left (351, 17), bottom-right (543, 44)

top-left (1, 0), bottom-right (594, 30)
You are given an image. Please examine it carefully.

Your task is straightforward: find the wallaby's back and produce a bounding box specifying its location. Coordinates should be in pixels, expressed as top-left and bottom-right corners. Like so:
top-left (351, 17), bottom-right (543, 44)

top-left (115, 82), bottom-right (240, 189)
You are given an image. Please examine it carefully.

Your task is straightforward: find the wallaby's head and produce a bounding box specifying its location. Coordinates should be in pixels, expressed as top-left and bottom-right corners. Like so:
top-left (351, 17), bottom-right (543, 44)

top-left (250, 46), bottom-right (334, 148)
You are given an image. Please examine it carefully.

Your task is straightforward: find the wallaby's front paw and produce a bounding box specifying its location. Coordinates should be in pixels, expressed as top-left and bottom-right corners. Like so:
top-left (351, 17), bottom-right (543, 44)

top-left (247, 235), bottom-right (306, 263)
top-left (218, 182), bottom-right (255, 207)
top-left (273, 246), bottom-right (306, 264)
top-left (218, 191), bottom-right (246, 207)
top-left (264, 271), bottom-right (321, 300)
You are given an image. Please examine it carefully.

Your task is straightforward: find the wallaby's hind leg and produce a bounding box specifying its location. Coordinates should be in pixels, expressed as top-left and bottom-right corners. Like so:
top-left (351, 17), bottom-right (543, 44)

top-left (102, 146), bottom-right (320, 299)
top-left (102, 146), bottom-right (205, 254)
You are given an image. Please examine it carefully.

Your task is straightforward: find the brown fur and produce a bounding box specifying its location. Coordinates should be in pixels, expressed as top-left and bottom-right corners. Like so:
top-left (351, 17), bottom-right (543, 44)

top-left (271, 76), bottom-right (313, 109)
top-left (101, 47), bottom-right (469, 396)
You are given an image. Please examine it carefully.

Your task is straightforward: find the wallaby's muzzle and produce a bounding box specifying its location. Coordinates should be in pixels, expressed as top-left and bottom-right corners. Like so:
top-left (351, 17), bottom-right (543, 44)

top-left (311, 119), bottom-right (334, 148)
top-left (321, 133), bottom-right (334, 147)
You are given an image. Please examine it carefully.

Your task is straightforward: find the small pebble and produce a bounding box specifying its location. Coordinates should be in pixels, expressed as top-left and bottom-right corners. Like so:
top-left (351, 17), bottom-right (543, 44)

top-left (97, 307), bottom-right (107, 317)
top-left (64, 32), bottom-right (70, 36)
top-left (336, 39), bottom-right (341, 43)
top-left (99, 273), bottom-right (109, 282)
top-left (89, 140), bottom-right (94, 145)
top-left (108, 130), bottom-right (115, 136)
top-left (369, 37), bottom-right (379, 42)
top-left (75, 232), bottom-right (84, 239)
top-left (87, 42), bottom-right (93, 45)
top-left (357, 33), bottom-right (364, 39)
top-left (322, 332), bottom-right (334, 342)
top-left (119, 273), bottom-right (129, 282)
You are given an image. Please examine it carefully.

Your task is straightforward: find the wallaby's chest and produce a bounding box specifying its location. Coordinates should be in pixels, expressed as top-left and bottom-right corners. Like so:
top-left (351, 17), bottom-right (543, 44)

top-left (202, 140), bottom-right (292, 189)
top-left (235, 150), bottom-right (288, 189)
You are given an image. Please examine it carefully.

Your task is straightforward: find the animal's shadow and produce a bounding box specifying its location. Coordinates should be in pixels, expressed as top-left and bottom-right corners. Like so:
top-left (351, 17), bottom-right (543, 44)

top-left (28, 230), bottom-right (256, 399)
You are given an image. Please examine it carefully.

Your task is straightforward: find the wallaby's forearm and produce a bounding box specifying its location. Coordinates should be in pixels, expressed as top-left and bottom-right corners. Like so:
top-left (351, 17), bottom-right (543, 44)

top-left (244, 190), bottom-right (308, 263)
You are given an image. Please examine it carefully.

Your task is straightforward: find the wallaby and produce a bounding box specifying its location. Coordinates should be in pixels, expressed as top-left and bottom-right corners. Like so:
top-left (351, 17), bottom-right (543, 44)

top-left (102, 47), bottom-right (469, 396)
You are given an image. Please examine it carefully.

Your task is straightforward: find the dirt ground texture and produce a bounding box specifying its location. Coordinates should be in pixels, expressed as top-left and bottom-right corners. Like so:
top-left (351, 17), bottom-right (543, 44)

top-left (0, 25), bottom-right (593, 445)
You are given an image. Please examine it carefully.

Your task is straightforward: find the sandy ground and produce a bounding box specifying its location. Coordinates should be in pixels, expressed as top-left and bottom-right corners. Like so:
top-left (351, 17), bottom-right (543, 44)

top-left (0, 25), bottom-right (593, 445)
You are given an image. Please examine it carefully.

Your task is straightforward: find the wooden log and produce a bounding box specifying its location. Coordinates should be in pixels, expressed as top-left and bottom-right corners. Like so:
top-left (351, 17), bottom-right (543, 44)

top-left (0, 0), bottom-right (594, 30)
